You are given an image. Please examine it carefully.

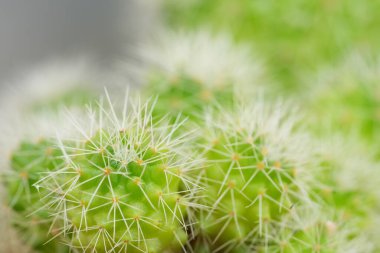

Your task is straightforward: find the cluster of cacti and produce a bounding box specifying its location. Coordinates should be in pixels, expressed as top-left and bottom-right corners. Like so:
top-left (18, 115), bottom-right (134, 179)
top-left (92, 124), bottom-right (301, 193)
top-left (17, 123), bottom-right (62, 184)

top-left (1, 2), bottom-right (380, 253)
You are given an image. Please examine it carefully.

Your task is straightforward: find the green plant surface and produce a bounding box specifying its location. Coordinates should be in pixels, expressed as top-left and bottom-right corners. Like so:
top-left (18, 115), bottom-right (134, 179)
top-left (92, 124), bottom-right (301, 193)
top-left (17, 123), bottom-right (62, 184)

top-left (263, 206), bottom-right (371, 253)
top-left (190, 101), bottom-right (313, 251)
top-left (4, 139), bottom-right (69, 253)
top-left (309, 136), bottom-right (380, 251)
top-left (31, 99), bottom-right (199, 253)
top-left (147, 74), bottom-right (235, 122)
top-left (137, 30), bottom-right (265, 123)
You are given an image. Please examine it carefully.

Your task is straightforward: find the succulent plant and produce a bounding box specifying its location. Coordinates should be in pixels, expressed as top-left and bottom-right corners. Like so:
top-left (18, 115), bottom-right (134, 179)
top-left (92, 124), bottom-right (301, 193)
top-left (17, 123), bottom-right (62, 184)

top-left (147, 74), bottom-right (235, 122)
top-left (4, 139), bottom-right (69, 252)
top-left (133, 31), bottom-right (264, 122)
top-left (310, 136), bottom-right (380, 250)
top-left (263, 205), bottom-right (373, 253)
top-left (26, 96), bottom-right (200, 252)
top-left (189, 101), bottom-right (313, 252)
top-left (1, 11), bottom-right (380, 252)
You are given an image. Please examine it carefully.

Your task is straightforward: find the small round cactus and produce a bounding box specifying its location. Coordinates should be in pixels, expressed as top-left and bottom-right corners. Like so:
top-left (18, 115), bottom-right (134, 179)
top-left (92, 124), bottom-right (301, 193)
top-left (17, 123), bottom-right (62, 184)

top-left (148, 74), bottom-right (235, 122)
top-left (132, 30), bottom-right (264, 121)
top-left (33, 96), bottom-right (199, 252)
top-left (4, 139), bottom-right (69, 252)
top-left (264, 205), bottom-right (373, 253)
top-left (190, 101), bottom-right (312, 251)
top-left (310, 136), bottom-right (380, 251)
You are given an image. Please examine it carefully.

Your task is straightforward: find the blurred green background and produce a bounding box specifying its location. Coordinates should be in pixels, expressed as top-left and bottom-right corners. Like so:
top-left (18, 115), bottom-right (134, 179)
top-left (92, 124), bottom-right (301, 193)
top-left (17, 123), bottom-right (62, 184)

top-left (164, 0), bottom-right (380, 93)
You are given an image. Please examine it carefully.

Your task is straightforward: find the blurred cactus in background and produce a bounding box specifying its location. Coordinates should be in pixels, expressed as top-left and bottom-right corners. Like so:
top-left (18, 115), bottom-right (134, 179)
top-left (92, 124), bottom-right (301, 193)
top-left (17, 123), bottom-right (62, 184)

top-left (122, 30), bottom-right (265, 122)
top-left (312, 136), bottom-right (380, 251)
top-left (5, 140), bottom-right (69, 252)
top-left (163, 0), bottom-right (380, 93)
top-left (266, 205), bottom-right (372, 253)
top-left (1, 0), bottom-right (380, 252)
top-left (307, 54), bottom-right (380, 154)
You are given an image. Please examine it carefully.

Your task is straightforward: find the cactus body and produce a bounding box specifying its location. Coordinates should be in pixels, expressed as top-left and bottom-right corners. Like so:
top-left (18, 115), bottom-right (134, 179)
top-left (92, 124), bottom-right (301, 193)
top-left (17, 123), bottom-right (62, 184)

top-left (264, 206), bottom-right (373, 253)
top-left (148, 74), bottom-right (234, 122)
top-left (5, 140), bottom-right (69, 252)
top-left (137, 31), bottom-right (264, 122)
top-left (191, 102), bottom-right (311, 251)
top-left (31, 99), bottom-right (198, 253)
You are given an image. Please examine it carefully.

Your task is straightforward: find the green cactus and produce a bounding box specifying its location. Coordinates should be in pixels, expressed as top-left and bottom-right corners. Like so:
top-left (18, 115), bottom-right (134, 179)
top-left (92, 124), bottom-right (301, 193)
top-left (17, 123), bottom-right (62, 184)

top-left (2, 35), bottom-right (380, 252)
top-left (138, 31), bottom-right (264, 123)
top-left (189, 101), bottom-right (312, 251)
top-left (263, 206), bottom-right (371, 253)
top-left (309, 136), bottom-right (380, 251)
top-left (30, 98), bottom-right (199, 252)
top-left (4, 139), bottom-right (69, 252)
top-left (147, 74), bottom-right (235, 122)
top-left (315, 154), bottom-right (377, 227)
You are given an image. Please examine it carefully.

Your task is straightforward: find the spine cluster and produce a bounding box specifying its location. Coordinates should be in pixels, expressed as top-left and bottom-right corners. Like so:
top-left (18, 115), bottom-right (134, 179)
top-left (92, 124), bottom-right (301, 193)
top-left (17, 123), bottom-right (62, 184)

top-left (191, 103), bottom-right (311, 252)
top-left (5, 140), bottom-right (68, 252)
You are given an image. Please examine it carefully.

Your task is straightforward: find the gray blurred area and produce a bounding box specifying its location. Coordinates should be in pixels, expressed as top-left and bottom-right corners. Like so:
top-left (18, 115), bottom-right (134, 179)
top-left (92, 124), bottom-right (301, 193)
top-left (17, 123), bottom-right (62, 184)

top-left (0, 0), bottom-right (156, 86)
